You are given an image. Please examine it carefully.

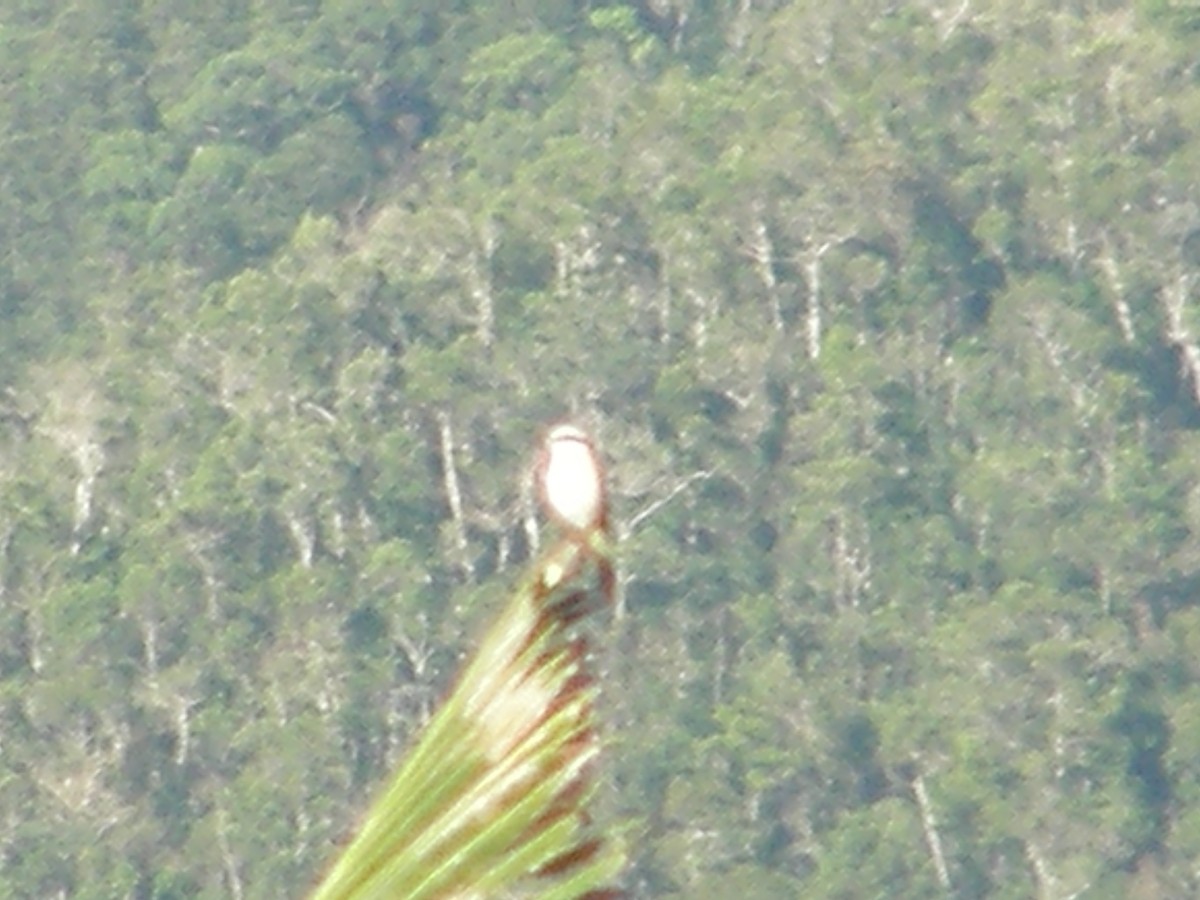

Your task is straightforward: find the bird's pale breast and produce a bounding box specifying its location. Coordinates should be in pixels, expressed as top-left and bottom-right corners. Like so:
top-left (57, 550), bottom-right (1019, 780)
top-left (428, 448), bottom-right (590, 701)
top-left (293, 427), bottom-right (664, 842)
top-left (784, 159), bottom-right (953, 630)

top-left (544, 439), bottom-right (602, 530)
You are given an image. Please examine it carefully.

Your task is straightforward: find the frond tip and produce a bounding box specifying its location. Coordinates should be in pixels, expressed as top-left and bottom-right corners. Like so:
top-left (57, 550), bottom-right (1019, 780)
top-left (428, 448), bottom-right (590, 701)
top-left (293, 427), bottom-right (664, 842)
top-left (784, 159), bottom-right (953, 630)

top-left (310, 537), bottom-right (623, 900)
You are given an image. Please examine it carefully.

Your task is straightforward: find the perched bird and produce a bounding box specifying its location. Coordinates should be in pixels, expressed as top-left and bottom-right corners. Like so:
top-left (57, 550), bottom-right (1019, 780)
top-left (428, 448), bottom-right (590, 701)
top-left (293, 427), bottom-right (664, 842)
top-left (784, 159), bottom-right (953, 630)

top-left (534, 423), bottom-right (614, 601)
top-left (536, 424), bottom-right (607, 533)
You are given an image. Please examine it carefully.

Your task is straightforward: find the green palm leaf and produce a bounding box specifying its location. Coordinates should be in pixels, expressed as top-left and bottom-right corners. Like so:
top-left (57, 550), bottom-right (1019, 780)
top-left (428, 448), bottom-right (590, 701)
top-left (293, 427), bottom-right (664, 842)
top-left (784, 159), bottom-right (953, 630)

top-left (311, 535), bottom-right (623, 900)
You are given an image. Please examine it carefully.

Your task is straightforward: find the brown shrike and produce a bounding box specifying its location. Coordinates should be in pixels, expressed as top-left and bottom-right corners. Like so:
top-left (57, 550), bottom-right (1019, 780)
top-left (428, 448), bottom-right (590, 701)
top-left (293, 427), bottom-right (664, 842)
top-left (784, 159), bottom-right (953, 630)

top-left (534, 423), bottom-right (614, 601)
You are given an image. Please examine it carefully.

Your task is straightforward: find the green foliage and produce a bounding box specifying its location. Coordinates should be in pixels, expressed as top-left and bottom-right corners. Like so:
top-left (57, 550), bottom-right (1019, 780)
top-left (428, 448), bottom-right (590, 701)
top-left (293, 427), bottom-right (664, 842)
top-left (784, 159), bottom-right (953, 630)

top-left (6, 0), bottom-right (1200, 897)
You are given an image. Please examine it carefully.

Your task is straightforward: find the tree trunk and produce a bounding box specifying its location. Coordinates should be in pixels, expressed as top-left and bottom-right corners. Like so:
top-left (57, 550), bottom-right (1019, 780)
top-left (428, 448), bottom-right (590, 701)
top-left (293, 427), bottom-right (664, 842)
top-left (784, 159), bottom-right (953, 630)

top-left (750, 214), bottom-right (784, 333)
top-left (1097, 244), bottom-right (1135, 343)
top-left (285, 510), bottom-right (315, 569)
top-left (217, 806), bottom-right (245, 900)
top-left (469, 220), bottom-right (497, 352)
top-left (803, 242), bottom-right (835, 361)
top-left (437, 409), bottom-right (474, 581)
top-left (70, 439), bottom-right (104, 553)
top-left (1162, 272), bottom-right (1200, 407)
top-left (913, 772), bottom-right (952, 891)
top-left (1024, 839), bottom-right (1055, 900)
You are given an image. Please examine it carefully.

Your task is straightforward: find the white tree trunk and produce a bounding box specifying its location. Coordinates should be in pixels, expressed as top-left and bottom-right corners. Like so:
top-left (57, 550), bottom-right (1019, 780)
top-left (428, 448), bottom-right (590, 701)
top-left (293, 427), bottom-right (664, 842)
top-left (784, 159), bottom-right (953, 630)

top-left (751, 215), bottom-right (784, 333)
top-left (913, 772), bottom-right (952, 891)
top-left (437, 410), bottom-right (474, 580)
top-left (184, 532), bottom-right (222, 620)
top-left (1028, 317), bottom-right (1088, 413)
top-left (831, 513), bottom-right (870, 611)
top-left (659, 281), bottom-right (672, 347)
top-left (71, 439), bottom-right (104, 552)
top-left (142, 616), bottom-right (159, 680)
top-left (285, 510), bottom-right (315, 569)
top-left (469, 220), bottom-right (497, 351)
top-left (1097, 247), bottom-right (1135, 343)
top-left (1025, 839), bottom-right (1056, 900)
top-left (217, 806), bottom-right (245, 900)
top-left (803, 242), bottom-right (834, 361)
top-left (690, 289), bottom-right (711, 351)
top-left (175, 694), bottom-right (195, 766)
top-left (1162, 272), bottom-right (1200, 406)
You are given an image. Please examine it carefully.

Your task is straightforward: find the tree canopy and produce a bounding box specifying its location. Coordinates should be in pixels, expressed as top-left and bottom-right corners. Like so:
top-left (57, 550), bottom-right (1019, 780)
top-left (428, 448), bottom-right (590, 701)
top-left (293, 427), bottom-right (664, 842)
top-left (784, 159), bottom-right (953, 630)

top-left (4, 1), bottom-right (1200, 897)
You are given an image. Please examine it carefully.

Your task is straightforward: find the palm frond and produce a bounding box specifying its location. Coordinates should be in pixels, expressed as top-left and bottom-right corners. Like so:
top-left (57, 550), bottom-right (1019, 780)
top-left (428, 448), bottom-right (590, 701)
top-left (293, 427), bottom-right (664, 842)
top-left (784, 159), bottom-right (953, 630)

top-left (311, 537), bottom-right (623, 900)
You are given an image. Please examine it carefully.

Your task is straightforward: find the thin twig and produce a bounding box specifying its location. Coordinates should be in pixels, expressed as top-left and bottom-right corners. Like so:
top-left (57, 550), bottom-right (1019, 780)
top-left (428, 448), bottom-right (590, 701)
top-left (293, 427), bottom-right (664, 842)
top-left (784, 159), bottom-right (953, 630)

top-left (623, 470), bottom-right (716, 536)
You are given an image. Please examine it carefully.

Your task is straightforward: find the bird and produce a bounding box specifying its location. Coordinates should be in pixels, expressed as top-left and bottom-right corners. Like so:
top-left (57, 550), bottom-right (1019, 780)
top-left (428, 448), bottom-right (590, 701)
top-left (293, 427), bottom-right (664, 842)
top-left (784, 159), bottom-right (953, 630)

top-left (534, 423), bottom-right (614, 602)
top-left (536, 424), bottom-right (607, 533)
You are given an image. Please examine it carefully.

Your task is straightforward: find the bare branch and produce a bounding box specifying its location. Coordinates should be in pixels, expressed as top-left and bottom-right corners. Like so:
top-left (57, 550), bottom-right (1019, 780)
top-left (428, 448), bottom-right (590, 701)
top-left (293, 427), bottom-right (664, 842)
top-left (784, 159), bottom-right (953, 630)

top-left (622, 469), bottom-right (716, 536)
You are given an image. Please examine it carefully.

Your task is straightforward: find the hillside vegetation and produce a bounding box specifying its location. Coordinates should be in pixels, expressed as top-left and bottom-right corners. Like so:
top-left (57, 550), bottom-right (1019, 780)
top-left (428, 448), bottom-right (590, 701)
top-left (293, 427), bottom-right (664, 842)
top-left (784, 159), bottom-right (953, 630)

top-left (4, 1), bottom-right (1200, 897)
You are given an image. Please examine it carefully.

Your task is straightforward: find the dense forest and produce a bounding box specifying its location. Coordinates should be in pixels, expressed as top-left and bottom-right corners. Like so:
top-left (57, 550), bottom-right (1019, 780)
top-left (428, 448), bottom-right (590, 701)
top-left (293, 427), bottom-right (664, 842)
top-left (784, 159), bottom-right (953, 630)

top-left (4, 0), bottom-right (1200, 897)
